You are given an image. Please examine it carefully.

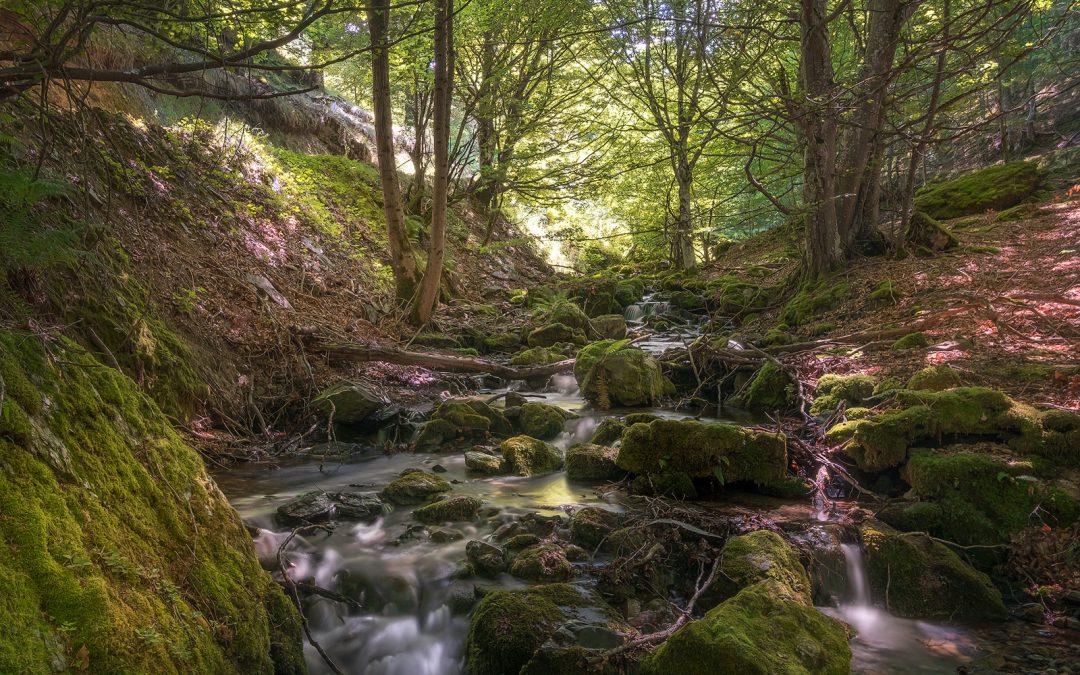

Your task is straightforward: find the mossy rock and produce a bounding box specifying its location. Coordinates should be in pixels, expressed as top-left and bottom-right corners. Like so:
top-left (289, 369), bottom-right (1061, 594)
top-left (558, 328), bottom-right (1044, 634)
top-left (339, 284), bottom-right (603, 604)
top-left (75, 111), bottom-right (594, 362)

top-left (312, 380), bottom-right (389, 424)
top-left (906, 365), bottom-right (962, 391)
top-left (707, 531), bottom-right (813, 607)
top-left (809, 373), bottom-right (876, 415)
top-left (500, 435), bottom-right (563, 476)
top-left (541, 300), bottom-right (591, 332)
top-left (891, 332), bottom-right (929, 350)
top-left (996, 202), bottom-right (1039, 222)
top-left (380, 470), bottom-right (451, 505)
top-left (900, 447), bottom-right (1078, 545)
top-left (590, 314), bottom-right (628, 340)
top-left (589, 418), bottom-right (626, 446)
top-left (566, 443), bottom-right (622, 481)
top-left (640, 580), bottom-right (851, 675)
top-left (868, 279), bottom-right (899, 306)
top-left (614, 278), bottom-right (646, 307)
top-left (413, 399), bottom-right (513, 450)
top-left (528, 323), bottom-right (587, 348)
top-left (618, 419), bottom-right (787, 489)
top-left (905, 212), bottom-right (958, 252)
top-left (914, 161), bottom-right (1045, 220)
top-left (730, 361), bottom-right (796, 411)
top-left (827, 387), bottom-right (1080, 471)
top-left (483, 332), bottom-right (522, 353)
top-left (669, 290), bottom-right (705, 311)
top-left (518, 402), bottom-right (573, 441)
top-left (705, 275), bottom-right (774, 316)
top-left (779, 279), bottom-right (849, 327)
top-left (630, 471), bottom-right (698, 498)
top-left (859, 521), bottom-right (1006, 619)
top-left (573, 340), bottom-right (667, 408)
top-left (412, 332), bottom-right (462, 349)
top-left (509, 346), bottom-right (565, 366)
top-left (0, 332), bottom-right (304, 675)
top-left (569, 507), bottom-right (622, 550)
top-left (413, 496), bottom-right (483, 524)
top-left (464, 450), bottom-right (504, 474)
top-left (509, 543), bottom-right (572, 582)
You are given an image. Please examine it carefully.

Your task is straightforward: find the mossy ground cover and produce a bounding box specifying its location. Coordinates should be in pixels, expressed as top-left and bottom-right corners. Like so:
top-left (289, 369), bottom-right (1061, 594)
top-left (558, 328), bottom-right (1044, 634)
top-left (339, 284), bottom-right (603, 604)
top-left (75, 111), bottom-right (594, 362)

top-left (0, 331), bottom-right (302, 674)
top-left (915, 161), bottom-right (1045, 219)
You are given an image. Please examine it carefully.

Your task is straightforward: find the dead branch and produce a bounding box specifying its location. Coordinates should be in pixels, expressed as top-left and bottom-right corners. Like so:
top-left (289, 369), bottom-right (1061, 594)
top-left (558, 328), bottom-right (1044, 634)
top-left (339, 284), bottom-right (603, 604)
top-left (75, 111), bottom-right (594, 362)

top-left (320, 342), bottom-right (575, 379)
top-left (277, 524), bottom-right (345, 675)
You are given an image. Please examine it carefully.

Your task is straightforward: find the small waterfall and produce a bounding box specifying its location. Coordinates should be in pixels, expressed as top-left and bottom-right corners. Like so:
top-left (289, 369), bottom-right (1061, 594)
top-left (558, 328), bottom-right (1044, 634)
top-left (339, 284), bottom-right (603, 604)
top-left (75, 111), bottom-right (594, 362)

top-left (624, 304), bottom-right (645, 322)
top-left (624, 294), bottom-right (671, 324)
top-left (841, 543), bottom-right (872, 607)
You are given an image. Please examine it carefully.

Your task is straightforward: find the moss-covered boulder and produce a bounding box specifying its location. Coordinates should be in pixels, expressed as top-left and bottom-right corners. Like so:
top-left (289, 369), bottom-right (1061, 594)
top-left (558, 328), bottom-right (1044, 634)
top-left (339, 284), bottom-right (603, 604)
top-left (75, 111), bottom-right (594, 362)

top-left (465, 540), bottom-right (508, 577)
top-left (509, 346), bottom-right (565, 366)
top-left (312, 379), bottom-right (388, 424)
top-left (591, 314), bottom-right (628, 340)
top-left (915, 161), bottom-right (1045, 220)
top-left (809, 373), bottom-right (876, 416)
top-left (483, 332), bottom-right (522, 353)
top-left (826, 387), bottom-right (1080, 471)
top-left (779, 279), bottom-right (850, 327)
top-left (859, 521), bottom-right (1006, 619)
top-left (464, 450), bottom-right (505, 474)
top-left (669, 290), bottom-right (705, 311)
top-left (706, 275), bottom-right (773, 316)
top-left (0, 332), bottom-right (304, 675)
top-left (574, 340), bottom-right (667, 407)
top-left (640, 580), bottom-right (851, 675)
top-left (380, 470), bottom-right (451, 505)
top-left (541, 300), bottom-right (591, 333)
top-left (569, 506), bottom-right (623, 550)
top-left (518, 402), bottom-right (573, 441)
top-left (907, 364), bottom-right (962, 391)
top-left (906, 212), bottom-right (959, 253)
top-left (413, 399), bottom-right (513, 450)
top-left (527, 322), bottom-right (586, 348)
top-left (509, 543), bottom-right (573, 582)
top-left (589, 417), bottom-right (626, 446)
top-left (891, 332), bottom-right (930, 350)
top-left (566, 443), bottom-right (622, 481)
top-left (730, 361), bottom-right (796, 411)
top-left (618, 419), bottom-right (787, 491)
top-left (707, 531), bottom-right (813, 606)
top-left (899, 447), bottom-right (1078, 545)
top-left (615, 278), bottom-right (646, 307)
top-left (413, 496), bottom-right (483, 524)
top-left (500, 435), bottom-right (563, 476)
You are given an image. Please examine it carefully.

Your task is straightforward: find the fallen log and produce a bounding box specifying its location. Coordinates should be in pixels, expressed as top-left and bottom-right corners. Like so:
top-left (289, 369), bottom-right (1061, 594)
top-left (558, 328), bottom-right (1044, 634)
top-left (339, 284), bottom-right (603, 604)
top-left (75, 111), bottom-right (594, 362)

top-left (321, 343), bottom-right (575, 379)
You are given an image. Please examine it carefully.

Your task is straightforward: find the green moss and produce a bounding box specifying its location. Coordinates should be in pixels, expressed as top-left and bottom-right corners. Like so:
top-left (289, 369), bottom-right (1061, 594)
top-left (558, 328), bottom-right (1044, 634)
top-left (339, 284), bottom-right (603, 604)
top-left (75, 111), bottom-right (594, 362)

top-left (631, 471), bottom-right (698, 498)
top-left (518, 402), bottom-right (570, 441)
top-left (906, 364), bottom-right (962, 391)
top-left (915, 161), bottom-right (1045, 219)
top-left (508, 346), bottom-right (564, 366)
top-left (708, 531), bottom-right (812, 606)
top-left (509, 544), bottom-right (572, 582)
top-left (641, 580), bottom-right (851, 675)
top-left (414, 399), bottom-right (513, 449)
top-left (574, 341), bottom-right (667, 407)
top-left (380, 470), bottom-right (451, 505)
top-left (589, 418), bottom-right (626, 446)
top-left (614, 278), bottom-right (646, 307)
top-left (539, 300), bottom-right (590, 332)
top-left (565, 443), bottom-right (621, 481)
top-left (618, 419), bottom-right (787, 489)
top-left (527, 322), bottom-right (586, 348)
top-left (868, 279), bottom-right (898, 305)
top-left (590, 314), bottom-right (628, 340)
top-left (706, 275), bottom-right (775, 316)
top-left (482, 332), bottom-right (521, 352)
top-left (499, 435), bottom-right (563, 476)
top-left (412, 332), bottom-right (462, 349)
top-left (810, 374), bottom-right (876, 416)
top-left (891, 332), bottom-right (929, 350)
top-left (413, 495), bottom-right (482, 524)
top-left (859, 521), bottom-right (1005, 619)
top-left (569, 507), bottom-right (622, 550)
top-left (0, 332), bottom-right (302, 674)
top-left (730, 361), bottom-right (795, 411)
top-left (905, 212), bottom-right (959, 252)
top-left (996, 202), bottom-right (1038, 222)
top-left (779, 279), bottom-right (849, 327)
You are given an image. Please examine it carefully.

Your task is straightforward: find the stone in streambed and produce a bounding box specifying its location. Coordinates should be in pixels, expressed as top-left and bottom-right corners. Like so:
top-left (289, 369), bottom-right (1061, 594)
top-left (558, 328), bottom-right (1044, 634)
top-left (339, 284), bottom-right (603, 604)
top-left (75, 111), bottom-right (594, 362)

top-left (380, 470), bottom-right (451, 505)
top-left (465, 450), bottom-right (505, 474)
top-left (311, 380), bottom-right (388, 424)
top-left (569, 506), bottom-right (622, 550)
top-left (500, 435), bottom-right (563, 476)
top-left (527, 323), bottom-right (586, 348)
top-left (413, 399), bottom-right (513, 450)
top-left (413, 496), bottom-right (483, 524)
top-left (466, 540), bottom-right (508, 577)
top-left (565, 443), bottom-right (622, 481)
top-left (518, 402), bottom-right (574, 441)
top-left (574, 340), bottom-right (668, 407)
top-left (510, 543), bottom-right (572, 582)
top-left (590, 314), bottom-right (628, 340)
top-left (275, 490), bottom-right (383, 526)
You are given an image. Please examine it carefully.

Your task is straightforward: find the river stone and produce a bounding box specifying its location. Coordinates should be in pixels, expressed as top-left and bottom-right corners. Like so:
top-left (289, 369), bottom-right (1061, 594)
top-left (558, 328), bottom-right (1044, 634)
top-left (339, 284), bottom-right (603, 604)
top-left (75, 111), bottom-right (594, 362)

top-left (380, 470), bottom-right (451, 505)
top-left (413, 496), bottom-right (483, 524)
top-left (590, 314), bottom-right (628, 340)
top-left (565, 443), bottom-right (622, 481)
top-left (527, 323), bottom-right (586, 348)
top-left (500, 435), bottom-right (564, 476)
top-left (542, 300), bottom-right (591, 332)
top-left (414, 399), bottom-right (514, 450)
top-left (518, 402), bottom-right (573, 441)
top-left (275, 490), bottom-right (384, 526)
top-left (465, 450), bottom-right (505, 474)
top-left (573, 340), bottom-right (668, 407)
top-left (466, 540), bottom-right (508, 577)
top-left (311, 380), bottom-right (388, 424)
top-left (430, 528), bottom-right (464, 544)
top-left (705, 530), bottom-right (813, 607)
top-left (510, 543), bottom-right (572, 582)
top-left (569, 507), bottom-right (622, 550)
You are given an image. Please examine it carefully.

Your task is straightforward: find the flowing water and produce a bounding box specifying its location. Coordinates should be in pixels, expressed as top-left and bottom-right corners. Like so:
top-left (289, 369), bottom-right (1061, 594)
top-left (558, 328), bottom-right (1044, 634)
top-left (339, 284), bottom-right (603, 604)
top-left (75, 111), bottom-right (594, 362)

top-left (214, 308), bottom-right (1000, 674)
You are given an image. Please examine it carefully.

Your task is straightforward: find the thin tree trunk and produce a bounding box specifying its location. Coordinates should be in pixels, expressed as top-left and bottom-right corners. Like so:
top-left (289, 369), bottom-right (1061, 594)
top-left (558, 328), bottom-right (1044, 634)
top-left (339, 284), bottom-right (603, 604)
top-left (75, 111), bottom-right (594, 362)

top-left (369, 0), bottom-right (418, 302)
top-left (413, 0), bottom-right (454, 324)
top-left (674, 155), bottom-right (696, 269)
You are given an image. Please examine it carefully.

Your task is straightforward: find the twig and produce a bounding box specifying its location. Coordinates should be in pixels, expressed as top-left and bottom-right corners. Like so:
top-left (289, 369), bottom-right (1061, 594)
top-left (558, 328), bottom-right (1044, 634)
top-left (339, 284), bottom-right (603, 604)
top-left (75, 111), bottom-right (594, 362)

top-left (277, 525), bottom-right (345, 675)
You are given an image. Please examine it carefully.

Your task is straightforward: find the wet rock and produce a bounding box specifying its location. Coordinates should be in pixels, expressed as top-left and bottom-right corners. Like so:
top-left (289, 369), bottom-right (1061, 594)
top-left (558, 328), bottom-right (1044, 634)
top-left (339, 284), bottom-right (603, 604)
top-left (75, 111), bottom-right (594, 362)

top-left (859, 520), bottom-right (1006, 619)
top-left (413, 399), bottom-right (513, 450)
top-left (431, 463), bottom-right (447, 473)
top-left (614, 278), bottom-right (646, 307)
top-left (430, 528), bottom-right (464, 544)
top-left (510, 543), bottom-right (572, 582)
top-left (311, 380), bottom-right (388, 424)
top-left (466, 540), bottom-right (508, 577)
top-left (447, 581), bottom-right (478, 614)
top-left (500, 435), bottom-right (563, 476)
top-left (565, 443), bottom-right (622, 481)
top-left (518, 402), bottom-right (574, 441)
top-left (590, 314), bottom-right (628, 340)
top-left (705, 530), bottom-right (812, 607)
top-left (569, 507), bottom-right (622, 550)
top-left (589, 418), bottom-right (626, 446)
top-left (527, 323), bottom-right (586, 349)
top-left (503, 534), bottom-right (540, 552)
top-left (414, 496), bottom-right (483, 524)
top-left (465, 450), bottom-right (505, 474)
top-left (505, 392), bottom-right (529, 408)
top-left (574, 341), bottom-right (668, 407)
top-left (275, 490), bottom-right (383, 526)
top-left (380, 470), bottom-right (451, 505)
top-left (668, 290), bottom-right (705, 311)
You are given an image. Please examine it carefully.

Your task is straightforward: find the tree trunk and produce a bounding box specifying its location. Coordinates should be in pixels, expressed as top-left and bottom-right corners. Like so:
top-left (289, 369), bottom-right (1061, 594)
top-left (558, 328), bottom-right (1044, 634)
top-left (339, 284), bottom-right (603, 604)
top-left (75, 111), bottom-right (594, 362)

top-left (369, 0), bottom-right (418, 302)
top-left (673, 148), bottom-right (696, 270)
top-left (413, 0), bottom-right (454, 325)
top-left (799, 0), bottom-right (842, 277)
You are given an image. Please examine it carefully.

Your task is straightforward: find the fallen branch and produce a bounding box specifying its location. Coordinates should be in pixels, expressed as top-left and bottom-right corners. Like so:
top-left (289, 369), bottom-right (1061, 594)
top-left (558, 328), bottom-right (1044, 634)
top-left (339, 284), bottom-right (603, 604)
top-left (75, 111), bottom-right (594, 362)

top-left (277, 525), bottom-right (345, 675)
top-left (320, 343), bottom-right (575, 379)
